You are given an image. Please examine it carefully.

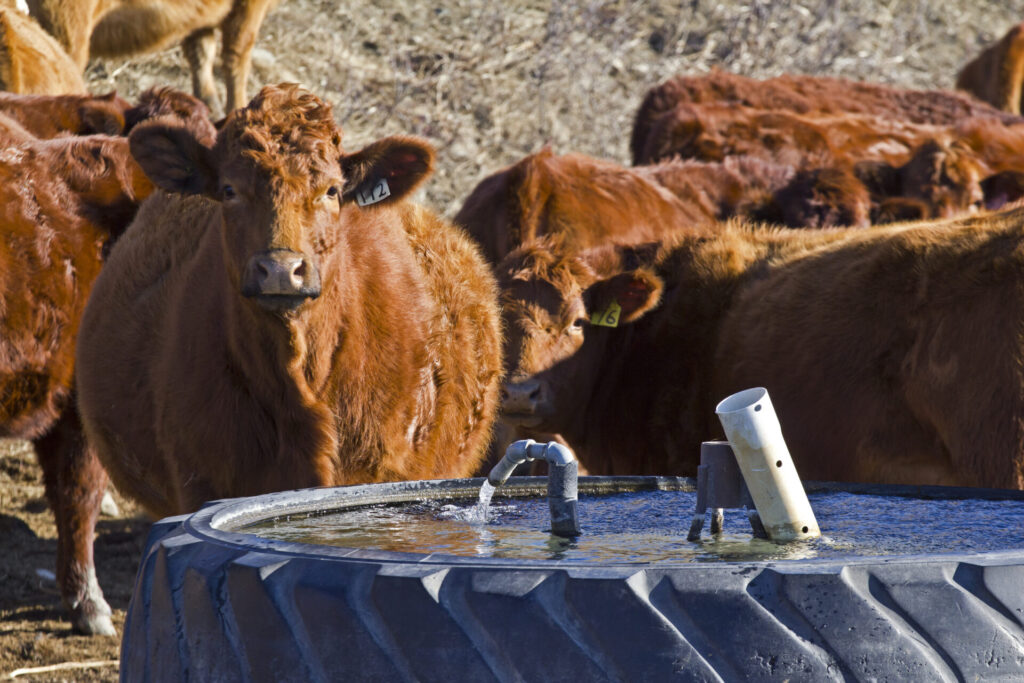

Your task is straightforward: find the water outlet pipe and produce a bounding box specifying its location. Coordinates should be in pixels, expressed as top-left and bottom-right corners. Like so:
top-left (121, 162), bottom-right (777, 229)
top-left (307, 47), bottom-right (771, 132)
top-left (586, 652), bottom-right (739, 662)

top-left (715, 387), bottom-right (820, 542)
top-left (488, 439), bottom-right (581, 537)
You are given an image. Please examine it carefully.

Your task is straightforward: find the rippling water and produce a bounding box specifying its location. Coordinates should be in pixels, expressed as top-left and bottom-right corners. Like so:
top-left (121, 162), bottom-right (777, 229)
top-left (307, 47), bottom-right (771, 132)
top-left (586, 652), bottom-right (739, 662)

top-left (243, 490), bottom-right (1024, 564)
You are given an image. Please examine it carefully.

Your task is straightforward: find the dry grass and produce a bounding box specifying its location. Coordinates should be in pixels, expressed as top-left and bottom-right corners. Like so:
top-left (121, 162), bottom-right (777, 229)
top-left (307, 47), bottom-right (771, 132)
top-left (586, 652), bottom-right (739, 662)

top-left (83, 0), bottom-right (1024, 217)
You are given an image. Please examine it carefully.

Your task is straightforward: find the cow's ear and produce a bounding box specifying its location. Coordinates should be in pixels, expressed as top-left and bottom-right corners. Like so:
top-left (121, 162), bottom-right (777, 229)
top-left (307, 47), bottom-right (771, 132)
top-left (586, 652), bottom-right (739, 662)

top-left (129, 117), bottom-right (217, 196)
top-left (340, 135), bottom-right (434, 207)
top-left (853, 160), bottom-right (901, 196)
top-left (79, 103), bottom-right (125, 136)
top-left (583, 269), bottom-right (663, 327)
top-left (982, 170), bottom-right (1024, 210)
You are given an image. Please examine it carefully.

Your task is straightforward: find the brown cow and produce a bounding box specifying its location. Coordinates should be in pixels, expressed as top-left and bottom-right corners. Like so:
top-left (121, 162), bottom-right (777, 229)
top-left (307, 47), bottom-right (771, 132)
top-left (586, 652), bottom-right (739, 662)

top-left (631, 70), bottom-right (1021, 165)
top-left (456, 150), bottom-right (875, 271)
top-left (0, 3), bottom-right (84, 94)
top-left (637, 103), bottom-right (1002, 223)
top-left (497, 208), bottom-right (1024, 489)
top-left (0, 90), bottom-right (129, 136)
top-left (0, 91), bottom-right (216, 635)
top-left (455, 148), bottom-right (718, 265)
top-left (636, 102), bottom-right (946, 168)
top-left (27, 0), bottom-right (279, 114)
top-left (75, 85), bottom-right (502, 522)
top-left (0, 133), bottom-right (157, 635)
top-left (0, 86), bottom-right (212, 140)
top-left (957, 22), bottom-right (1024, 115)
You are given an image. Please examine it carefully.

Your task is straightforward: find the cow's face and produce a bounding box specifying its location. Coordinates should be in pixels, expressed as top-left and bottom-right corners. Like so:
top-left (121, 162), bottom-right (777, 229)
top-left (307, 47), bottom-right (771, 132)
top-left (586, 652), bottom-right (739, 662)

top-left (899, 140), bottom-right (985, 218)
top-left (128, 85), bottom-right (433, 315)
top-left (497, 244), bottom-right (662, 432)
top-left (772, 167), bottom-right (871, 228)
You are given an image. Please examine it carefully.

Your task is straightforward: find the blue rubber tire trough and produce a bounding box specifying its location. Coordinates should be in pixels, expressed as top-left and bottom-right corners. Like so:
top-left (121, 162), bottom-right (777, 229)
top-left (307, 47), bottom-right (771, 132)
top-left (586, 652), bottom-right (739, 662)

top-left (121, 477), bottom-right (1024, 682)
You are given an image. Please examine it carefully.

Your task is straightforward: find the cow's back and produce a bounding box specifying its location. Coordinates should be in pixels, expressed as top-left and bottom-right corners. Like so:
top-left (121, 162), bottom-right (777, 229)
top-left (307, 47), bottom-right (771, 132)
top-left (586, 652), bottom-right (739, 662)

top-left (712, 209), bottom-right (1024, 488)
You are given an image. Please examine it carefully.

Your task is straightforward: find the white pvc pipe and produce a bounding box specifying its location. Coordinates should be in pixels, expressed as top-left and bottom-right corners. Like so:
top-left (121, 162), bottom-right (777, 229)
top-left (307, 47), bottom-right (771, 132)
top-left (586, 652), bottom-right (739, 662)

top-left (715, 387), bottom-right (820, 542)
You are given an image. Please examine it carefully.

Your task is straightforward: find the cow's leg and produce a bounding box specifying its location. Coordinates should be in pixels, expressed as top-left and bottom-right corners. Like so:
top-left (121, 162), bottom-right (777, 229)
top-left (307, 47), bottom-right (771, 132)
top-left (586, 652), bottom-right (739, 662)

top-left (34, 407), bottom-right (114, 636)
top-left (220, 0), bottom-right (276, 113)
top-left (183, 28), bottom-right (220, 117)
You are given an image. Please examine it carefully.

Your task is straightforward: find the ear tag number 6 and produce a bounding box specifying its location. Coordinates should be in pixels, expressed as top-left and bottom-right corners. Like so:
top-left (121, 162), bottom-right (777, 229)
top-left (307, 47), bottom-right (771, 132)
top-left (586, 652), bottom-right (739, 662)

top-left (356, 178), bottom-right (391, 207)
top-left (590, 301), bottom-right (621, 327)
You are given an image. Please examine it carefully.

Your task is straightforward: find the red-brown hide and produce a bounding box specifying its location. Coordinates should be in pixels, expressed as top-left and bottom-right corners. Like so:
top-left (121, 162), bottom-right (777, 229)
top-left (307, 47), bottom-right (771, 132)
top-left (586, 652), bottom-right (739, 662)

top-left (0, 4), bottom-right (84, 94)
top-left (497, 209), bottom-right (1024, 489)
top-left (631, 70), bottom-right (1021, 165)
top-left (0, 86), bottom-right (212, 140)
top-left (957, 22), bottom-right (1024, 115)
top-left (0, 134), bottom-right (157, 636)
top-left (454, 148), bottom-right (718, 265)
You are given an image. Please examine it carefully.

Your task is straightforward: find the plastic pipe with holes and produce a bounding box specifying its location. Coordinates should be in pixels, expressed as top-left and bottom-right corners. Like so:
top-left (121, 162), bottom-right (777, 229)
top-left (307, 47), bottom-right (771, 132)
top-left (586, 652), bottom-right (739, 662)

top-left (715, 388), bottom-right (820, 542)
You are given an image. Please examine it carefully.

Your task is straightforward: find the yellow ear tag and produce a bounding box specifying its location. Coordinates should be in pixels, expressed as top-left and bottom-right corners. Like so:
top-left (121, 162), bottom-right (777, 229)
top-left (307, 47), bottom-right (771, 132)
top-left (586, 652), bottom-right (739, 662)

top-left (590, 301), bottom-right (621, 327)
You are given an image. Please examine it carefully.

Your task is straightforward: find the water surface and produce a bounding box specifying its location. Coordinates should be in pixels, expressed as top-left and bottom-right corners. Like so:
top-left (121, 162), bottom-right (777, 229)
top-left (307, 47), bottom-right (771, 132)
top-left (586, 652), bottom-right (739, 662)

top-left (244, 490), bottom-right (1024, 563)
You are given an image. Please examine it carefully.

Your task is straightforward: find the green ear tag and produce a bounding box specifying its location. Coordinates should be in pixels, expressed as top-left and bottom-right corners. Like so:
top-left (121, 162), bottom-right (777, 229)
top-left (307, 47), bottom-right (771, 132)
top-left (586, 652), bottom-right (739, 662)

top-left (590, 301), bottom-right (621, 327)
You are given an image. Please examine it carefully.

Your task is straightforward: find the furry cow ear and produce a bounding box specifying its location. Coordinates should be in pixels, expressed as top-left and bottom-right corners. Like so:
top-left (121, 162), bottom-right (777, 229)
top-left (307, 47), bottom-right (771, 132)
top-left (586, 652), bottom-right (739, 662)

top-left (853, 160), bottom-right (901, 196)
top-left (79, 103), bottom-right (125, 136)
top-left (129, 117), bottom-right (217, 196)
top-left (982, 170), bottom-right (1024, 210)
top-left (340, 135), bottom-right (435, 207)
top-left (583, 269), bottom-right (663, 326)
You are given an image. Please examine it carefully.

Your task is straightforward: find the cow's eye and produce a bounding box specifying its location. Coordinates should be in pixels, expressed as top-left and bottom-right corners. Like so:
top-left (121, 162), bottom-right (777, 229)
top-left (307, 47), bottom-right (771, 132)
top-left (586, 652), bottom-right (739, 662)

top-left (222, 185), bottom-right (236, 200)
top-left (570, 317), bottom-right (586, 331)
top-left (325, 186), bottom-right (340, 199)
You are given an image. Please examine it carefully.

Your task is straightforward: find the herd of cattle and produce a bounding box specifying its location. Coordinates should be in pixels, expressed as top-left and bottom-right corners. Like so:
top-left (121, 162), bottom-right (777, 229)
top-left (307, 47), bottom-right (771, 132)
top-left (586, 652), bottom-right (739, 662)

top-left (2, 0), bottom-right (1024, 640)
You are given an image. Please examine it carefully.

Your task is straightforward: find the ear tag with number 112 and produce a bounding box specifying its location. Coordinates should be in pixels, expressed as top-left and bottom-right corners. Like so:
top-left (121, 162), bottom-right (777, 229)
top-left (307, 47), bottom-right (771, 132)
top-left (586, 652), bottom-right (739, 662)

top-left (590, 301), bottom-right (621, 327)
top-left (356, 178), bottom-right (391, 206)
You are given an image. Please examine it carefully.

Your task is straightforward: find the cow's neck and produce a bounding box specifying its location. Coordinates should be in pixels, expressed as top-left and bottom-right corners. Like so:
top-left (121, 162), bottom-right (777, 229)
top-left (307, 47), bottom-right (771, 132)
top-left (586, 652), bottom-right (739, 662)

top-left (219, 205), bottom-right (436, 483)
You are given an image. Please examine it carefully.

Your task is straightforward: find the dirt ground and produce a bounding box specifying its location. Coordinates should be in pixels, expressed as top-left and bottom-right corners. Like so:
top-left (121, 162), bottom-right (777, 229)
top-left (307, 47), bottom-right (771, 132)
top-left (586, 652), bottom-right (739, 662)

top-left (3, 0), bottom-right (1024, 679)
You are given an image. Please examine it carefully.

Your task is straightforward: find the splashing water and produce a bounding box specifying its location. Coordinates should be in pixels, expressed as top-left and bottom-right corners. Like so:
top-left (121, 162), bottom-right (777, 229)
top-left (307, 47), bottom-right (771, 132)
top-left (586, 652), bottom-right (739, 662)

top-left (475, 480), bottom-right (496, 523)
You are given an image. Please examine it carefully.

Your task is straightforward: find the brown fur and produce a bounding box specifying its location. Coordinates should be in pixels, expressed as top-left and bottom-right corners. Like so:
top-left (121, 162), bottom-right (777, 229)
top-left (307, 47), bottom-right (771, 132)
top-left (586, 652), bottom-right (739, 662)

top-left (638, 102), bottom-right (1005, 223)
top-left (497, 207), bottom-right (1024, 489)
top-left (26, 0), bottom-right (278, 114)
top-left (454, 148), bottom-right (719, 265)
top-left (76, 85), bottom-right (503, 520)
top-left (0, 86), bottom-right (211, 139)
top-left (0, 5), bottom-right (83, 94)
top-left (636, 102), bottom-right (945, 168)
top-left (0, 133), bottom-right (158, 635)
top-left (631, 70), bottom-right (1021, 164)
top-left (0, 97), bottom-right (215, 635)
top-left (0, 90), bottom-right (129, 136)
top-left (957, 22), bottom-right (1024, 115)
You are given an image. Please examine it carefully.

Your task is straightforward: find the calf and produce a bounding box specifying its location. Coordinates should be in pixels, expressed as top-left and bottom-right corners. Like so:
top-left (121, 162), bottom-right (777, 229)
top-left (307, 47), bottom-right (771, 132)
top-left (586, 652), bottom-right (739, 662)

top-left (632, 70), bottom-right (1021, 165)
top-left (28, 0), bottom-right (279, 114)
top-left (76, 85), bottom-right (502, 520)
top-left (497, 209), bottom-right (1024, 489)
top-left (0, 133), bottom-right (157, 635)
top-left (957, 22), bottom-right (1024, 115)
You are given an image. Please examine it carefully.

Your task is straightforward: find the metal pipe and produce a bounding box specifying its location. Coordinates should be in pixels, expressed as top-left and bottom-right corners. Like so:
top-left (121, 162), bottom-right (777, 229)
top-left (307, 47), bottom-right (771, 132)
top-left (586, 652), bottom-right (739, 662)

top-left (487, 440), bottom-right (580, 537)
